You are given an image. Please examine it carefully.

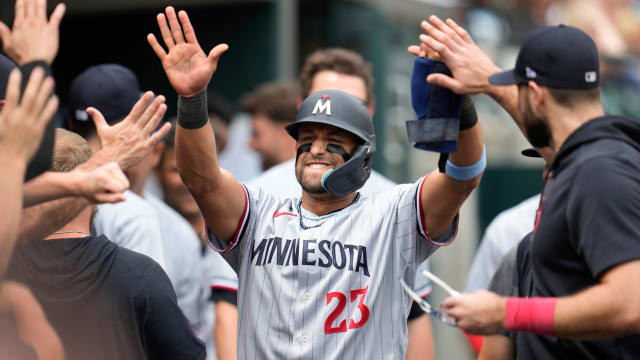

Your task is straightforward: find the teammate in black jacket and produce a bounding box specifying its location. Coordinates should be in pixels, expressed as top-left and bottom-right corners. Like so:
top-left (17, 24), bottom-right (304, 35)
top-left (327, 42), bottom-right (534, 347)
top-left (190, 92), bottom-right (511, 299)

top-left (408, 16), bottom-right (640, 360)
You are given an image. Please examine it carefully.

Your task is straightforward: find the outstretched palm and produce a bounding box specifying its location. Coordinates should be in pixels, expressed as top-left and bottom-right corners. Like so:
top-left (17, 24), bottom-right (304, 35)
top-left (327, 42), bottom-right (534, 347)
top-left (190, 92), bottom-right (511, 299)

top-left (148, 7), bottom-right (228, 98)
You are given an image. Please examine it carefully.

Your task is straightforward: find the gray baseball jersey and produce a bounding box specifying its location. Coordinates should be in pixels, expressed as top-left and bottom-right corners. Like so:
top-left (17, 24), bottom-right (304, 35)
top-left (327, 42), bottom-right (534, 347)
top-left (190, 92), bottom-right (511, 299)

top-left (249, 158), bottom-right (433, 298)
top-left (207, 177), bottom-right (457, 359)
top-left (464, 194), bottom-right (540, 293)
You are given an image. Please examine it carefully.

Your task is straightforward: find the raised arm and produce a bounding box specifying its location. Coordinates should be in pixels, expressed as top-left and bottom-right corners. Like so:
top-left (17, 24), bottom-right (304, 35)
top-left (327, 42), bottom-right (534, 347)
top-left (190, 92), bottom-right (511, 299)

top-left (148, 6), bottom-right (246, 243)
top-left (19, 88), bottom-right (169, 245)
top-left (0, 67), bottom-right (57, 275)
top-left (406, 17), bottom-right (484, 239)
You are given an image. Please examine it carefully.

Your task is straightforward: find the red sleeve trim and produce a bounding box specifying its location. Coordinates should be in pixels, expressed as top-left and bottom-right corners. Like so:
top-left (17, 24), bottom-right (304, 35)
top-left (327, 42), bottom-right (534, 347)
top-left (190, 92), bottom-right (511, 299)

top-left (211, 285), bottom-right (239, 293)
top-left (416, 175), bottom-right (459, 247)
top-left (206, 184), bottom-right (250, 253)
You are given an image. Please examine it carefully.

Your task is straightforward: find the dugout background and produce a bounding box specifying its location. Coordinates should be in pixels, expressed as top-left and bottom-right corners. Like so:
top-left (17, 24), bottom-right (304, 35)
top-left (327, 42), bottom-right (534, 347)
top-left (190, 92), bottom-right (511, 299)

top-left (0, 1), bottom-right (549, 359)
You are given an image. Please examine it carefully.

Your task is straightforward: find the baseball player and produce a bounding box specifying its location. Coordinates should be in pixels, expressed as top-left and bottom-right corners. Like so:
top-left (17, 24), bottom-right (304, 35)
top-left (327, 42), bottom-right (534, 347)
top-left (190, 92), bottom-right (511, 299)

top-left (148, 6), bottom-right (484, 358)
top-left (246, 50), bottom-right (434, 359)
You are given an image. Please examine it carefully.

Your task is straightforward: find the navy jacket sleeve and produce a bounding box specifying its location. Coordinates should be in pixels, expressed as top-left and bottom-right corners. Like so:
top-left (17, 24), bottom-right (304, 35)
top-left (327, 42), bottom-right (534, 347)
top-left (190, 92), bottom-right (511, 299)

top-left (567, 156), bottom-right (640, 278)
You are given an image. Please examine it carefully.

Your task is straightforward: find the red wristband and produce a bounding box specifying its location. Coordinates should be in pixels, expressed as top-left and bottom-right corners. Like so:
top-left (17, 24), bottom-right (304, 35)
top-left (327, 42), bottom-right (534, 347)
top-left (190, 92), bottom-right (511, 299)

top-left (505, 297), bottom-right (557, 336)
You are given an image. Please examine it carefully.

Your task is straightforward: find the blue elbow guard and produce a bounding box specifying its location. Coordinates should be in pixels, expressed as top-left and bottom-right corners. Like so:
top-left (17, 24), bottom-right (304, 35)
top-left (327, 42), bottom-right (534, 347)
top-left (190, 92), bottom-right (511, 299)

top-left (407, 57), bottom-right (462, 154)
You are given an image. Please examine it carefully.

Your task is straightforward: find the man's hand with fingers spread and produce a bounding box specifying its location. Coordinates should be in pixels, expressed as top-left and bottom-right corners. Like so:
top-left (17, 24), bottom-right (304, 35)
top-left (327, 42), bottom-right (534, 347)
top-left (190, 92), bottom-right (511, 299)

top-left (87, 91), bottom-right (171, 170)
top-left (0, 0), bottom-right (66, 65)
top-left (407, 16), bottom-right (501, 95)
top-left (147, 6), bottom-right (228, 97)
top-left (0, 67), bottom-right (58, 167)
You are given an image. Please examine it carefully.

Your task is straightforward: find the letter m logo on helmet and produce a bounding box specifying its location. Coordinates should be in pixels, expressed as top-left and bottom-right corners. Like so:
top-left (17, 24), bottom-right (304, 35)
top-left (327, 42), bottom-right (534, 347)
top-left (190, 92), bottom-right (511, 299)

top-left (312, 95), bottom-right (331, 116)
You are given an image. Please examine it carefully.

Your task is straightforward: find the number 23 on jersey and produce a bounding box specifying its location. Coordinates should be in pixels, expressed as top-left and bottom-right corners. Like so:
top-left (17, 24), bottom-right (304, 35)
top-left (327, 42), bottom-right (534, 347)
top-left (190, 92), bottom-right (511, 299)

top-left (324, 286), bottom-right (370, 334)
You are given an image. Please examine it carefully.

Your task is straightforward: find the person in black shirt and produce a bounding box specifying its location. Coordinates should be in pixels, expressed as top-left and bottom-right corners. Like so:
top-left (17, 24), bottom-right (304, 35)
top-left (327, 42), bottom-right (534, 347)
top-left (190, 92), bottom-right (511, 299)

top-left (7, 129), bottom-right (206, 360)
top-left (409, 16), bottom-right (640, 360)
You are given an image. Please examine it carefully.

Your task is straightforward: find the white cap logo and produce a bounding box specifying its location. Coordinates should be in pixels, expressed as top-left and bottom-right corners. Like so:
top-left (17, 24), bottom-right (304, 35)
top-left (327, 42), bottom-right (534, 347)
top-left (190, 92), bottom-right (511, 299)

top-left (75, 109), bottom-right (89, 121)
top-left (525, 66), bottom-right (537, 79)
top-left (312, 95), bottom-right (331, 116)
top-left (585, 71), bottom-right (597, 83)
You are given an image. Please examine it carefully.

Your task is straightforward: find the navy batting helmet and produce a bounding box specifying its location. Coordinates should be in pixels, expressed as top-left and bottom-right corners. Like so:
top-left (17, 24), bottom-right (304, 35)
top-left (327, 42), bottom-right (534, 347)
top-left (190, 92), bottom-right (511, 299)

top-left (286, 89), bottom-right (376, 197)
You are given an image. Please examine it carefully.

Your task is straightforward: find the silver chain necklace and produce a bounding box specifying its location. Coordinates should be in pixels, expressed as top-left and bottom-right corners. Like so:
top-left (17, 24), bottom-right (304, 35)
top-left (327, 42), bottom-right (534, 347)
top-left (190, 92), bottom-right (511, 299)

top-left (297, 193), bottom-right (360, 230)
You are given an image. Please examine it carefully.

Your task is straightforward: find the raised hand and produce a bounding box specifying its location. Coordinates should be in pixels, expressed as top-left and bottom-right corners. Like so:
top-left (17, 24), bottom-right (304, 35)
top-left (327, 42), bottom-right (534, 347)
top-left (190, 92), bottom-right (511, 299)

top-left (0, 0), bottom-right (66, 65)
top-left (407, 16), bottom-right (501, 95)
top-left (87, 92), bottom-right (171, 170)
top-left (71, 162), bottom-right (129, 203)
top-left (147, 6), bottom-right (228, 97)
top-left (0, 67), bottom-right (58, 166)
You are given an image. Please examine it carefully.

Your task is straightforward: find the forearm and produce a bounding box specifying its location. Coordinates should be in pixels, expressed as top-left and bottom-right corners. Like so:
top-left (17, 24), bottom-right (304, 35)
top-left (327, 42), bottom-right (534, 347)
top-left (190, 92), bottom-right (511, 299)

top-left (18, 197), bottom-right (88, 245)
top-left (478, 335), bottom-right (515, 360)
top-left (214, 302), bottom-right (238, 360)
top-left (553, 283), bottom-right (640, 340)
top-left (23, 172), bottom-right (77, 207)
top-left (420, 123), bottom-right (483, 238)
top-left (175, 92), bottom-right (223, 193)
top-left (0, 159), bottom-right (27, 277)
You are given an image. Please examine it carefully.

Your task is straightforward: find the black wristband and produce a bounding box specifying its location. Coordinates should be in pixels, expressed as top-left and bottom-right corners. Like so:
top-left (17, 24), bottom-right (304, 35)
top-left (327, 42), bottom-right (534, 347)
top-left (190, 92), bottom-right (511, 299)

top-left (459, 95), bottom-right (478, 131)
top-left (20, 61), bottom-right (52, 96)
top-left (21, 61), bottom-right (55, 181)
top-left (177, 91), bottom-right (209, 129)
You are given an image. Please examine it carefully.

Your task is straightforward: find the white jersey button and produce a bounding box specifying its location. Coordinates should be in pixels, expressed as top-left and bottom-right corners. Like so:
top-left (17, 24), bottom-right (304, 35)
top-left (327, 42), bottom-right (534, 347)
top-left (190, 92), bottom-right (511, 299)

top-left (304, 292), bottom-right (311, 301)
top-left (301, 334), bottom-right (308, 343)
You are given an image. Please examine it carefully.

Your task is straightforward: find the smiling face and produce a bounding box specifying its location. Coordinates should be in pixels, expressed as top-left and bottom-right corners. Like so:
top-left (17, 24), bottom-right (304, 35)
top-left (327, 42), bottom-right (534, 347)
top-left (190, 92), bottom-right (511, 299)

top-left (295, 123), bottom-right (359, 194)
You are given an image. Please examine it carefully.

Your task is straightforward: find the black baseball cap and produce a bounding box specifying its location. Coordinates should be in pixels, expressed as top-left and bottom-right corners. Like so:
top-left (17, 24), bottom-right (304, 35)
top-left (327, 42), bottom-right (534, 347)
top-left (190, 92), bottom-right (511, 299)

top-left (490, 25), bottom-right (600, 89)
top-left (0, 54), bottom-right (17, 100)
top-left (69, 64), bottom-right (141, 125)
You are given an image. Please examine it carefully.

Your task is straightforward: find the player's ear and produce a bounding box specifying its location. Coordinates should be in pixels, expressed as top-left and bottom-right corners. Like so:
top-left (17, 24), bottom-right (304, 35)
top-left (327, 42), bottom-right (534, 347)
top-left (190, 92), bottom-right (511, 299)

top-left (528, 81), bottom-right (546, 108)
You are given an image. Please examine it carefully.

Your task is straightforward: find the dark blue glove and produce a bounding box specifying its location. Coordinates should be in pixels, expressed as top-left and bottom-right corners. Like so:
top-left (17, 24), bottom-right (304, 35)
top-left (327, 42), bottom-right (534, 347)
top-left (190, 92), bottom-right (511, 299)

top-left (407, 57), bottom-right (462, 153)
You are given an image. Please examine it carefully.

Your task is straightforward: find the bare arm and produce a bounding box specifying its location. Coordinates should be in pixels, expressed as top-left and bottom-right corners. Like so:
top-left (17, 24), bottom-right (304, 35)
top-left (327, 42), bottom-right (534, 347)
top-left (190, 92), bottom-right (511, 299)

top-left (18, 197), bottom-right (88, 244)
top-left (443, 260), bottom-right (640, 340)
top-left (0, 281), bottom-right (64, 360)
top-left (214, 301), bottom-right (238, 360)
top-left (148, 6), bottom-right (245, 242)
top-left (23, 162), bottom-right (129, 207)
top-left (477, 335), bottom-right (515, 360)
top-left (405, 314), bottom-right (435, 360)
top-left (0, 159), bottom-right (28, 278)
top-left (18, 88), bottom-right (168, 248)
top-left (419, 123), bottom-right (483, 238)
top-left (406, 16), bottom-right (487, 238)
top-left (0, 65), bottom-right (57, 276)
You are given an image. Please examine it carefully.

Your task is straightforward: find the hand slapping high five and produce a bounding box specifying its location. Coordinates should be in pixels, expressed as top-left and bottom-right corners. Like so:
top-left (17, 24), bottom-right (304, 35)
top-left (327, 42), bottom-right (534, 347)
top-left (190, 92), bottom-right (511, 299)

top-left (147, 6), bottom-right (228, 98)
